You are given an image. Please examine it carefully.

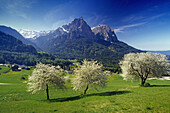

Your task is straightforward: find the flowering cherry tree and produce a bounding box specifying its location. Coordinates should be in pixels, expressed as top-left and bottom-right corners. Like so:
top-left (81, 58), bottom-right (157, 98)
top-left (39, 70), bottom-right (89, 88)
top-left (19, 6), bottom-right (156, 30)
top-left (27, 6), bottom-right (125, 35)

top-left (26, 63), bottom-right (66, 100)
top-left (119, 52), bottom-right (170, 86)
top-left (72, 59), bottom-right (110, 94)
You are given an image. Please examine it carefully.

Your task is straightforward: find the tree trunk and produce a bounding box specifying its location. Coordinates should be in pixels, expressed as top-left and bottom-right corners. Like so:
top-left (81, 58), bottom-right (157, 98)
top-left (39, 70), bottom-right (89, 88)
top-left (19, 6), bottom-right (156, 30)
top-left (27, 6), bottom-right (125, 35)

top-left (84, 85), bottom-right (89, 95)
top-left (141, 78), bottom-right (146, 86)
top-left (46, 84), bottom-right (50, 100)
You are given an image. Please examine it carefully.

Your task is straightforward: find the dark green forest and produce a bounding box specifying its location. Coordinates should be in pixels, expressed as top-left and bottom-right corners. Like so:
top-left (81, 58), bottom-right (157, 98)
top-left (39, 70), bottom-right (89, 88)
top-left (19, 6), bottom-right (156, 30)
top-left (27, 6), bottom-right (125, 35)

top-left (0, 51), bottom-right (72, 69)
top-left (43, 37), bottom-right (141, 71)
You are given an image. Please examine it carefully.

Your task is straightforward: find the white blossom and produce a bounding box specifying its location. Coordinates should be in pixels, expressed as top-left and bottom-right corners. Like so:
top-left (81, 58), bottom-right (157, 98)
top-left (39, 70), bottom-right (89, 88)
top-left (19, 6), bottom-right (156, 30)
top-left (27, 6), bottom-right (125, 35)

top-left (72, 59), bottom-right (110, 94)
top-left (119, 52), bottom-right (170, 85)
top-left (26, 63), bottom-right (66, 94)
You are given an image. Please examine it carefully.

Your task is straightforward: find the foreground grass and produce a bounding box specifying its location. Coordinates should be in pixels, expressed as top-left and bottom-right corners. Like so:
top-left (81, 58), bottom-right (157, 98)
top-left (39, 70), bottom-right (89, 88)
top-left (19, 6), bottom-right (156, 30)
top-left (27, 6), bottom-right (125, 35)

top-left (0, 68), bottom-right (170, 113)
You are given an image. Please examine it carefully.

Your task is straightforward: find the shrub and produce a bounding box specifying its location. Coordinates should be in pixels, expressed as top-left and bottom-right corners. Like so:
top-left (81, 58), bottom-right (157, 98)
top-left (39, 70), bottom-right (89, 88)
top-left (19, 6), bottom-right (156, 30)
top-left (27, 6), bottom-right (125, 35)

top-left (144, 83), bottom-right (151, 87)
top-left (21, 76), bottom-right (25, 80)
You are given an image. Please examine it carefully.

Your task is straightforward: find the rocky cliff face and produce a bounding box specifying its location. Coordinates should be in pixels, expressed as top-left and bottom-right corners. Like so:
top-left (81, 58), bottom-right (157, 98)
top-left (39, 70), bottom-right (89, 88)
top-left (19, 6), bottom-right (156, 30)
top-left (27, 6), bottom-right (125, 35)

top-left (31, 17), bottom-right (120, 51)
top-left (92, 24), bottom-right (118, 42)
top-left (20, 17), bottom-right (118, 44)
top-left (62, 17), bottom-right (95, 39)
top-left (31, 17), bottom-right (96, 51)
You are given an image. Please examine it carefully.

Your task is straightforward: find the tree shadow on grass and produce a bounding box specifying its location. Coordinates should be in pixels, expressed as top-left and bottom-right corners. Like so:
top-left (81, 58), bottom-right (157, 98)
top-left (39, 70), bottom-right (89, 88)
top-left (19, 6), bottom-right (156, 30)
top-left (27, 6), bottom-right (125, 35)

top-left (49, 91), bottom-right (131, 102)
top-left (151, 85), bottom-right (170, 87)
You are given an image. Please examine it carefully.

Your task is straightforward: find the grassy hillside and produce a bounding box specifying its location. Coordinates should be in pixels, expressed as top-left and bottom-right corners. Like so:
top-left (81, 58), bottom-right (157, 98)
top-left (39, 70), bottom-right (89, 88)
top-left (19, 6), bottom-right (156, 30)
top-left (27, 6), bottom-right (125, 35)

top-left (0, 66), bottom-right (10, 74)
top-left (0, 68), bottom-right (169, 112)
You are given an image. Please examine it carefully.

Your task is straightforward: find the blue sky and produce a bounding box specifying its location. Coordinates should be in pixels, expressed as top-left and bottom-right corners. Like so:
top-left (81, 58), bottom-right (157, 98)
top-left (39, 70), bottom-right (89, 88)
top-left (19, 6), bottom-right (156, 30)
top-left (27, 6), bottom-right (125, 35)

top-left (0, 0), bottom-right (170, 50)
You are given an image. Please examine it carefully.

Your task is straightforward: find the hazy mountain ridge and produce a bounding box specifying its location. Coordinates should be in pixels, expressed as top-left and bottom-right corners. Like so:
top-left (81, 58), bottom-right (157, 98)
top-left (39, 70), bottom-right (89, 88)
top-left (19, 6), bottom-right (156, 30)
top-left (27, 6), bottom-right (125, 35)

top-left (148, 50), bottom-right (170, 56)
top-left (0, 25), bottom-right (40, 50)
top-left (0, 31), bottom-right (37, 54)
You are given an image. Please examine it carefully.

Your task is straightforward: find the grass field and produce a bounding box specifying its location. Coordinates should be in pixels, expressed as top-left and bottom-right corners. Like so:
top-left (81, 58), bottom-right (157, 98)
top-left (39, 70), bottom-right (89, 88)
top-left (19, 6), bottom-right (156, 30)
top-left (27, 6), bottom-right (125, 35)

top-left (0, 66), bottom-right (170, 113)
top-left (0, 66), bottom-right (10, 74)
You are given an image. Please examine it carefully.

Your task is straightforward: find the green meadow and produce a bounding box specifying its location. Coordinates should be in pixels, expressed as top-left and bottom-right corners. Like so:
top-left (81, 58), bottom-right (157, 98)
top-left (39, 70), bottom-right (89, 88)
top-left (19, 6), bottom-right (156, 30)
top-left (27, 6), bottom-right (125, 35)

top-left (0, 66), bottom-right (10, 74)
top-left (0, 66), bottom-right (170, 113)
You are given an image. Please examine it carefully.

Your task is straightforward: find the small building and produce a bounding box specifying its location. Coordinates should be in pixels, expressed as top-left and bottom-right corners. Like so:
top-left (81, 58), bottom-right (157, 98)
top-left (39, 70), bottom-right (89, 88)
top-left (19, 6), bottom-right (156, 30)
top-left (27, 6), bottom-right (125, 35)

top-left (21, 66), bottom-right (27, 69)
top-left (18, 68), bottom-right (21, 71)
top-left (12, 65), bottom-right (19, 71)
top-left (21, 66), bottom-right (30, 70)
top-left (26, 67), bottom-right (30, 70)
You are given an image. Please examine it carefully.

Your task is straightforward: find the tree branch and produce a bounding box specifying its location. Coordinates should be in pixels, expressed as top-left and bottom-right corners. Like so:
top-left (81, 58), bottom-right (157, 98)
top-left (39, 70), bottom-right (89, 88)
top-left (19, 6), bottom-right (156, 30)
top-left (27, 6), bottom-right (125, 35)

top-left (131, 64), bottom-right (143, 79)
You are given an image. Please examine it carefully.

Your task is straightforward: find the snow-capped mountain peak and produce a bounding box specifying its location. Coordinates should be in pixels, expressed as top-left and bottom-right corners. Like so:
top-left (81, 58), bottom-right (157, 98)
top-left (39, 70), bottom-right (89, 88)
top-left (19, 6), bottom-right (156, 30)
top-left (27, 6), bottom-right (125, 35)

top-left (19, 17), bottom-right (117, 43)
top-left (18, 29), bottom-right (51, 39)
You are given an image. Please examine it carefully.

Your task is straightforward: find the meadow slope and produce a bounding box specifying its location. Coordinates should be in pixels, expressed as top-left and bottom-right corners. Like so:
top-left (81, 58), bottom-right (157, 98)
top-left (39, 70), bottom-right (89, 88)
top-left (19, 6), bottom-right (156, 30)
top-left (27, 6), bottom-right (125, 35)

top-left (0, 67), bottom-right (169, 113)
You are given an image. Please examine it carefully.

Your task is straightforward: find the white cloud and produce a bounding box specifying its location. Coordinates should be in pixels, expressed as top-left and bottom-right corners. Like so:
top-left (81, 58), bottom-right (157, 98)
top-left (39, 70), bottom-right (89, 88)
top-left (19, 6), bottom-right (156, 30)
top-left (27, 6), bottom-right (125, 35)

top-left (114, 22), bottom-right (146, 33)
top-left (0, 0), bottom-right (37, 18)
top-left (123, 15), bottom-right (145, 23)
top-left (144, 14), bottom-right (165, 22)
top-left (115, 13), bottom-right (166, 33)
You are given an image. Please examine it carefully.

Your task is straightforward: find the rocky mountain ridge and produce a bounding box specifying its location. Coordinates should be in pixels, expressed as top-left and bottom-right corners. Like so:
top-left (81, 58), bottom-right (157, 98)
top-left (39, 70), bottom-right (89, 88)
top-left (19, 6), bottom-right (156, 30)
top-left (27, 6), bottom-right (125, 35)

top-left (92, 24), bottom-right (118, 42)
top-left (19, 17), bottom-right (118, 43)
top-left (25, 17), bottom-right (141, 66)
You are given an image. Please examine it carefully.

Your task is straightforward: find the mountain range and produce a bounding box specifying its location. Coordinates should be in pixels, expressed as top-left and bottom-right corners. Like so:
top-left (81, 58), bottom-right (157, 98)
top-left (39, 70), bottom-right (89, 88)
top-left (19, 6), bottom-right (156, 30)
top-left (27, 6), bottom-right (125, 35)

top-left (0, 31), bottom-right (36, 54)
top-left (19, 29), bottom-right (52, 39)
top-left (148, 50), bottom-right (170, 56)
top-left (0, 17), bottom-right (142, 67)
top-left (22, 17), bottom-right (141, 66)
top-left (0, 25), bottom-right (40, 50)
